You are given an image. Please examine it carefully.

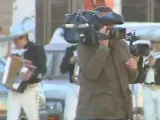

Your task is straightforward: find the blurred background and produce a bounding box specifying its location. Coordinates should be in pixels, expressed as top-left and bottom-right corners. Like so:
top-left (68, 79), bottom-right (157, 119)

top-left (0, 0), bottom-right (159, 118)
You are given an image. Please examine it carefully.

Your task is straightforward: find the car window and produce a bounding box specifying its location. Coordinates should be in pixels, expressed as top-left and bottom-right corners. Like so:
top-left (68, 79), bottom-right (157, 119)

top-left (46, 51), bottom-right (68, 80)
top-left (0, 57), bottom-right (6, 82)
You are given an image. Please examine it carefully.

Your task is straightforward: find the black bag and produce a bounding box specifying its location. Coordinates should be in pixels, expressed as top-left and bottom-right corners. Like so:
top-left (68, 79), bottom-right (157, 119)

top-left (63, 10), bottom-right (125, 44)
top-left (63, 10), bottom-right (101, 44)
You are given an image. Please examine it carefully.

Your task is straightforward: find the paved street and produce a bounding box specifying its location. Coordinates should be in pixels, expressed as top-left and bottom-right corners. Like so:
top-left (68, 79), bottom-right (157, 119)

top-left (132, 85), bottom-right (143, 108)
top-left (0, 81), bottom-right (145, 120)
top-left (132, 85), bottom-right (144, 120)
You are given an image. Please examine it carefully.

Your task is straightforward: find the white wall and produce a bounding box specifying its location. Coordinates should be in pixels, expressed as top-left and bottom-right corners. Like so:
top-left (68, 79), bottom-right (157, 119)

top-left (113, 0), bottom-right (122, 14)
top-left (12, 0), bottom-right (36, 42)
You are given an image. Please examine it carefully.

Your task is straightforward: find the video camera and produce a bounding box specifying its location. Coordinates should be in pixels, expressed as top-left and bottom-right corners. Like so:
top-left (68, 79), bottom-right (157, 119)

top-left (126, 31), bottom-right (151, 57)
top-left (62, 10), bottom-right (126, 44)
top-left (62, 10), bottom-right (150, 57)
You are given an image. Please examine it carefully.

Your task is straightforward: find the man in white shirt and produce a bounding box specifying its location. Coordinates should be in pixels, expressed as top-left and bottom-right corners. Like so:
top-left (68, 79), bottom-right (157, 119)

top-left (143, 42), bottom-right (160, 120)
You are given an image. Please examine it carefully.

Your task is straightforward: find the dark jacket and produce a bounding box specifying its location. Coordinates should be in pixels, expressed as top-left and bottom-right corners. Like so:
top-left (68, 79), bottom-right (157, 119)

top-left (23, 41), bottom-right (47, 84)
top-left (135, 57), bottom-right (160, 85)
top-left (60, 45), bottom-right (77, 83)
top-left (155, 58), bottom-right (160, 84)
top-left (76, 40), bottom-right (137, 120)
top-left (133, 57), bottom-right (149, 84)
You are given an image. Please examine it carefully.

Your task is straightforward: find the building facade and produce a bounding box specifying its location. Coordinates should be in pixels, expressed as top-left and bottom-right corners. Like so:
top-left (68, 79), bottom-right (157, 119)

top-left (0, 0), bottom-right (12, 30)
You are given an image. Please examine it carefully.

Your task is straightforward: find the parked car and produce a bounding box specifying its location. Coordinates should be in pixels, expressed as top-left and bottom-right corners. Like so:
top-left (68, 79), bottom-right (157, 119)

top-left (42, 28), bottom-right (79, 120)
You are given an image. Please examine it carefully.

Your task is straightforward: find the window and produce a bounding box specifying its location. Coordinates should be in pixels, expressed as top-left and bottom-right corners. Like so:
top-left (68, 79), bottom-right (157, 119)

top-left (122, 0), bottom-right (146, 5)
top-left (154, 0), bottom-right (160, 22)
top-left (51, 0), bottom-right (70, 33)
top-left (122, 0), bottom-right (147, 22)
top-left (51, 0), bottom-right (69, 21)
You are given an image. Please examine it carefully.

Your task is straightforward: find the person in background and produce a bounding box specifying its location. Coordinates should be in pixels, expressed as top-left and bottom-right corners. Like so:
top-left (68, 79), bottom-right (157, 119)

top-left (48, 26), bottom-right (79, 120)
top-left (143, 42), bottom-right (160, 120)
top-left (60, 45), bottom-right (78, 83)
top-left (6, 22), bottom-right (46, 120)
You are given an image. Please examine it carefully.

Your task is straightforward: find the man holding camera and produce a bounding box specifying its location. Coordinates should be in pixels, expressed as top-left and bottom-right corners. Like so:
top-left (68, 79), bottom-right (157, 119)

top-left (75, 6), bottom-right (138, 120)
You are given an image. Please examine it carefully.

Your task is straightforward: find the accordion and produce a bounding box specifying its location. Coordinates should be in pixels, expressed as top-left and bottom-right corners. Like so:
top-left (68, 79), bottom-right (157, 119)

top-left (0, 56), bottom-right (36, 93)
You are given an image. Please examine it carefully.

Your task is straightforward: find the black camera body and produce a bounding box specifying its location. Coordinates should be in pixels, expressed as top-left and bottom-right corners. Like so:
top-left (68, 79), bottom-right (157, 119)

top-left (126, 32), bottom-right (151, 57)
top-left (62, 10), bottom-right (150, 57)
top-left (62, 10), bottom-right (125, 44)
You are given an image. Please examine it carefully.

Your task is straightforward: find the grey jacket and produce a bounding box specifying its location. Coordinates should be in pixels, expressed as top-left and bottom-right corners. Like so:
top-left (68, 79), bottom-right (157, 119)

top-left (76, 40), bottom-right (137, 120)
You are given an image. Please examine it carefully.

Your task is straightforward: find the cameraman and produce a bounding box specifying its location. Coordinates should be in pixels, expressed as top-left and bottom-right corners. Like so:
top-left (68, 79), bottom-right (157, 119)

top-left (75, 6), bottom-right (138, 120)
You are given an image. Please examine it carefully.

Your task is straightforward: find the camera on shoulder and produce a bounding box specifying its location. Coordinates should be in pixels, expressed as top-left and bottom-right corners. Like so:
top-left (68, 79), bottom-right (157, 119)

top-left (62, 10), bottom-right (126, 45)
top-left (62, 10), bottom-right (151, 57)
top-left (126, 31), bottom-right (151, 57)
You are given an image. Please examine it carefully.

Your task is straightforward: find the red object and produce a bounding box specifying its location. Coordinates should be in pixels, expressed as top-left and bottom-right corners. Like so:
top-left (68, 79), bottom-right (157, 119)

top-left (84, 0), bottom-right (114, 10)
top-left (48, 116), bottom-right (60, 120)
top-left (84, 0), bottom-right (95, 10)
top-left (104, 0), bottom-right (114, 8)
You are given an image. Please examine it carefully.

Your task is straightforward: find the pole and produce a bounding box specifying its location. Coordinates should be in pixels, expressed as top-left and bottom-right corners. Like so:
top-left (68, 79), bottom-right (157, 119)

top-left (150, 0), bottom-right (155, 22)
top-left (113, 0), bottom-right (122, 14)
top-left (146, 0), bottom-right (150, 22)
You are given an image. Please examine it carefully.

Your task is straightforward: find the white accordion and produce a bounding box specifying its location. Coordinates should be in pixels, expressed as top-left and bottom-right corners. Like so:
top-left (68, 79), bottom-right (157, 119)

top-left (0, 56), bottom-right (36, 92)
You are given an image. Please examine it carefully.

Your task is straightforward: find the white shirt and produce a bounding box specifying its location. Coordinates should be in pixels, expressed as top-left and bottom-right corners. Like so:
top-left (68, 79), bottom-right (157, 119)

top-left (145, 51), bottom-right (160, 83)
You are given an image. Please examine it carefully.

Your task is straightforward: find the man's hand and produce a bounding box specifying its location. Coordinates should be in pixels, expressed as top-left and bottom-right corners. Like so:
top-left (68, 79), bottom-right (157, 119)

top-left (98, 26), bottom-right (110, 47)
top-left (125, 58), bottom-right (138, 70)
top-left (24, 60), bottom-right (37, 70)
top-left (70, 56), bottom-right (78, 64)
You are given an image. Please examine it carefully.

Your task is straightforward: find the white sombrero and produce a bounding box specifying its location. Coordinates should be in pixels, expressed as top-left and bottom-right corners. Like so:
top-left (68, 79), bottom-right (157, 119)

top-left (0, 17), bottom-right (35, 42)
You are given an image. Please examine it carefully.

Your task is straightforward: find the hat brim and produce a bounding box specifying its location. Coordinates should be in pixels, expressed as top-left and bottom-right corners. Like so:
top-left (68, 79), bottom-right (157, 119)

top-left (0, 33), bottom-right (27, 43)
